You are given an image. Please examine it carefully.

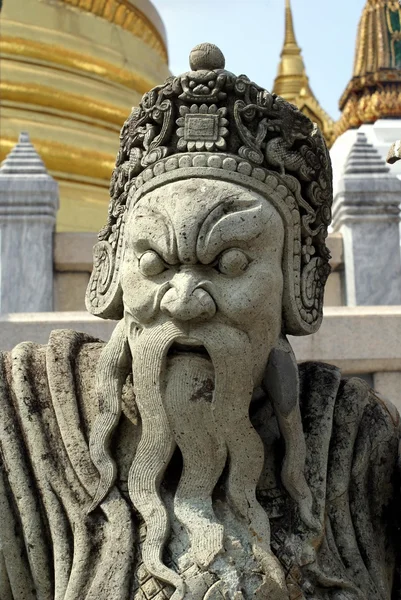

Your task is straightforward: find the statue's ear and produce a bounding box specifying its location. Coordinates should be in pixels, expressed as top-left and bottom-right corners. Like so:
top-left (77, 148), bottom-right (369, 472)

top-left (278, 173), bottom-right (331, 337)
top-left (281, 252), bottom-right (329, 336)
top-left (86, 240), bottom-right (124, 320)
top-left (276, 127), bottom-right (332, 337)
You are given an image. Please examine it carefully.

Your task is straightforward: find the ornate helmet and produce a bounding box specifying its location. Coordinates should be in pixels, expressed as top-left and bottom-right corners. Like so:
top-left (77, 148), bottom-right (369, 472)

top-left (86, 43), bottom-right (333, 336)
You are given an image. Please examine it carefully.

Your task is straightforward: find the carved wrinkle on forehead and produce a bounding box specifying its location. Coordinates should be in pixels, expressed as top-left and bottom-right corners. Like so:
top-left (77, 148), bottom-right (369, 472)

top-left (128, 180), bottom-right (284, 267)
top-left (197, 198), bottom-right (267, 264)
top-left (128, 206), bottom-right (177, 264)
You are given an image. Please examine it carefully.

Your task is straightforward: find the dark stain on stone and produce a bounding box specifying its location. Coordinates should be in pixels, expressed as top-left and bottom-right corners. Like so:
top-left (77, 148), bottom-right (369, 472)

top-left (189, 378), bottom-right (214, 403)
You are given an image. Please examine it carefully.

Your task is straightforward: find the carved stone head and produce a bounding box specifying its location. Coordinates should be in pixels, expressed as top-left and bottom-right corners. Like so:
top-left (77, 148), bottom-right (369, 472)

top-left (121, 177), bottom-right (285, 385)
top-left (86, 43), bottom-right (333, 337)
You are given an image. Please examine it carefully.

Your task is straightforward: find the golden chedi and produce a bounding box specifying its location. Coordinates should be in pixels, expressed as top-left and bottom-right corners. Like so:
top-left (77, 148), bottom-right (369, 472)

top-left (0, 0), bottom-right (170, 231)
top-left (273, 0), bottom-right (334, 146)
top-left (335, 0), bottom-right (401, 139)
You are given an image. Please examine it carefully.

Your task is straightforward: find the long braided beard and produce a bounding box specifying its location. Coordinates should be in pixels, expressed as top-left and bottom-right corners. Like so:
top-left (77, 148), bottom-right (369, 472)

top-left (128, 321), bottom-right (287, 600)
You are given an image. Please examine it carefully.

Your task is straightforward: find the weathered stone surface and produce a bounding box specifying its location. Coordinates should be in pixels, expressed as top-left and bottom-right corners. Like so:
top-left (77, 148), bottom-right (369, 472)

top-left (0, 44), bottom-right (399, 600)
top-left (0, 332), bottom-right (398, 600)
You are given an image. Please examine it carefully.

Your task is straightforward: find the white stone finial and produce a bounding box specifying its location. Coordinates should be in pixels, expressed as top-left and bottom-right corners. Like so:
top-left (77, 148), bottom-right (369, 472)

top-left (0, 131), bottom-right (48, 176)
top-left (344, 132), bottom-right (389, 175)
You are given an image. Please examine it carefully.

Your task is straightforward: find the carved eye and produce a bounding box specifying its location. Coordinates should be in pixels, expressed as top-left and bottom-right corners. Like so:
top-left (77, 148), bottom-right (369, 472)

top-left (139, 250), bottom-right (166, 277)
top-left (217, 249), bottom-right (249, 276)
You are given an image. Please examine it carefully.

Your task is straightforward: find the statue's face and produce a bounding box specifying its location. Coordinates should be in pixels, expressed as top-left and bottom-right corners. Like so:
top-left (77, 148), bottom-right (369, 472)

top-left (119, 178), bottom-right (287, 590)
top-left (121, 178), bottom-right (285, 384)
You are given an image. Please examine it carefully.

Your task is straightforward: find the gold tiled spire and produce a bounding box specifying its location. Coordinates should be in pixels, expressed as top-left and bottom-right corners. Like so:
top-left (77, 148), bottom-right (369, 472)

top-left (273, 0), bottom-right (334, 145)
top-left (334, 0), bottom-right (401, 139)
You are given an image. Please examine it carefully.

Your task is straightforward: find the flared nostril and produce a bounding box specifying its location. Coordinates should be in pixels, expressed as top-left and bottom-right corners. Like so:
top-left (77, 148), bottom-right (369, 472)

top-left (192, 288), bottom-right (216, 317)
top-left (160, 287), bottom-right (216, 321)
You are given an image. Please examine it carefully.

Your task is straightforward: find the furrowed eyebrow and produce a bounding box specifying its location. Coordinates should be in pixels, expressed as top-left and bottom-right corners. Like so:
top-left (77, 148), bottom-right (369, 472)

top-left (196, 200), bottom-right (265, 264)
top-left (130, 211), bottom-right (177, 263)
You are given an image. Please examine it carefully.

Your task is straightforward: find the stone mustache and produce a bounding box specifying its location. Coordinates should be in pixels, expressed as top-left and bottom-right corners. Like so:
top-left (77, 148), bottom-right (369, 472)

top-left (0, 44), bottom-right (399, 600)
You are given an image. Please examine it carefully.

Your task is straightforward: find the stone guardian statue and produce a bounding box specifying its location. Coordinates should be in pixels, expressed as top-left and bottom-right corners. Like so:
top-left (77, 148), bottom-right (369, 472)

top-left (0, 44), bottom-right (399, 600)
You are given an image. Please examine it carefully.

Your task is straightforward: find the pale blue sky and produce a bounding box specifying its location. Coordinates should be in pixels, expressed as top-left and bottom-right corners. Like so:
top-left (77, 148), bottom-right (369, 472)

top-left (151, 0), bottom-right (366, 120)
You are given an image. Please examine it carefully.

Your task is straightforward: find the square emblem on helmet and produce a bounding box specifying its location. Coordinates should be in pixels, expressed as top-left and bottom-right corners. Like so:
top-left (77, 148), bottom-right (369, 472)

top-left (184, 113), bottom-right (219, 142)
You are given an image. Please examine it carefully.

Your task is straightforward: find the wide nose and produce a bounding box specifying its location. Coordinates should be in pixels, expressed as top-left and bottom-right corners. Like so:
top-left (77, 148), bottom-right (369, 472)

top-left (160, 271), bottom-right (216, 322)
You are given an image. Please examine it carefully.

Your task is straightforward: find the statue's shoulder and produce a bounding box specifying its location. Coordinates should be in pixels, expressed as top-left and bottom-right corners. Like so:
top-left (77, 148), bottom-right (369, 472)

top-left (338, 371), bottom-right (400, 435)
top-left (0, 329), bottom-right (107, 470)
top-left (0, 328), bottom-right (105, 403)
top-left (1, 328), bottom-right (104, 363)
top-left (298, 360), bottom-right (400, 433)
top-left (45, 328), bottom-right (106, 365)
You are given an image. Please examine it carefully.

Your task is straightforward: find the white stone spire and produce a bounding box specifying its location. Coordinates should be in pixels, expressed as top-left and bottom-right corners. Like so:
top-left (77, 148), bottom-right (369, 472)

top-left (0, 132), bottom-right (48, 176)
top-left (332, 130), bottom-right (401, 306)
top-left (343, 132), bottom-right (389, 176)
top-left (0, 132), bottom-right (59, 312)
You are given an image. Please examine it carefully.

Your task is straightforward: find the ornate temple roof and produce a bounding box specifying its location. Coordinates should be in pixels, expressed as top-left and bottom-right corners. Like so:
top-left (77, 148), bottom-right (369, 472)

top-left (335, 0), bottom-right (401, 138)
top-left (273, 0), bottom-right (334, 145)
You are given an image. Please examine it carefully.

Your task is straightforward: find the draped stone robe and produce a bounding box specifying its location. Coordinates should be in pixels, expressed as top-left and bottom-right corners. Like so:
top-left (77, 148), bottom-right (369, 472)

top-left (0, 330), bottom-right (399, 600)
